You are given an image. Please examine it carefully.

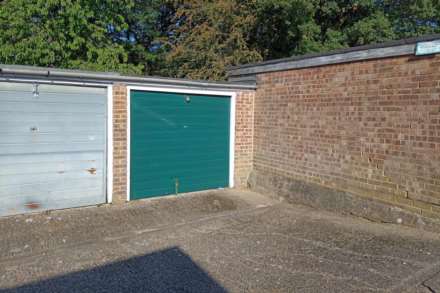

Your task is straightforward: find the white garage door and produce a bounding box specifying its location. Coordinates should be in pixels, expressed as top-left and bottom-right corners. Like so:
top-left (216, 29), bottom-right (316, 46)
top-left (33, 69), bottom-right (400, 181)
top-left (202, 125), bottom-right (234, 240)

top-left (0, 82), bottom-right (107, 216)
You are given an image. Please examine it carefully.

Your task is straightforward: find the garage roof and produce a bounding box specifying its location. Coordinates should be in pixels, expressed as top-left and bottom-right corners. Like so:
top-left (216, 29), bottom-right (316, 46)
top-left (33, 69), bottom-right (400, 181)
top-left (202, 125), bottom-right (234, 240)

top-left (0, 64), bottom-right (256, 91)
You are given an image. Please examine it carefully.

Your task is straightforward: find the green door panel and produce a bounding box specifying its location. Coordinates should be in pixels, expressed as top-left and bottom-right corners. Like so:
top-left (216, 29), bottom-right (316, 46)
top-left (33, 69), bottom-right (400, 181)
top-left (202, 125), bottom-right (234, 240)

top-left (130, 91), bottom-right (230, 200)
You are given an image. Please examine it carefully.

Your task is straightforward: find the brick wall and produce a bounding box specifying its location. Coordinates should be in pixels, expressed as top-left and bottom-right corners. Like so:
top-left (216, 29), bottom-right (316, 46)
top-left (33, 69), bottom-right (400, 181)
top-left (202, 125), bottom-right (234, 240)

top-left (111, 85), bottom-right (254, 203)
top-left (234, 91), bottom-right (255, 188)
top-left (112, 84), bottom-right (128, 203)
top-left (252, 55), bottom-right (440, 224)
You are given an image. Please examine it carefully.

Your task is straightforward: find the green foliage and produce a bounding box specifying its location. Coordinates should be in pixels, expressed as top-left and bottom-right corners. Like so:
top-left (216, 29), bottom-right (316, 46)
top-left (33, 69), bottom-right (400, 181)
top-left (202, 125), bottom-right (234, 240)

top-left (345, 10), bottom-right (395, 45)
top-left (0, 0), bottom-right (439, 80)
top-left (107, 0), bottom-right (162, 73)
top-left (252, 0), bottom-right (392, 58)
top-left (382, 0), bottom-right (440, 37)
top-left (154, 0), bottom-right (262, 80)
top-left (251, 0), bottom-right (321, 58)
top-left (0, 0), bottom-right (159, 74)
top-left (157, 0), bottom-right (440, 79)
top-left (254, 0), bottom-right (440, 59)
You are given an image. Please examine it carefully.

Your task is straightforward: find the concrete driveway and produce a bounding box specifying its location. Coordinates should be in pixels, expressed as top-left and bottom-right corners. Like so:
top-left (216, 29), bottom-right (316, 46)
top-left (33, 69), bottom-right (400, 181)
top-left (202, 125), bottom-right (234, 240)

top-left (0, 189), bottom-right (439, 293)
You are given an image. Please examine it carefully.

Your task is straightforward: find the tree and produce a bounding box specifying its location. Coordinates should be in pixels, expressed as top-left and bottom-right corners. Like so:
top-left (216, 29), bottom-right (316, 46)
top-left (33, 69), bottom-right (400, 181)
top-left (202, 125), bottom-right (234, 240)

top-left (251, 0), bottom-right (324, 59)
top-left (1, 0), bottom-right (439, 80)
top-left (155, 0), bottom-right (431, 79)
top-left (381, 0), bottom-right (440, 38)
top-left (251, 0), bottom-right (394, 59)
top-left (251, 0), bottom-right (440, 60)
top-left (0, 0), bottom-right (160, 74)
top-left (106, 0), bottom-right (162, 74)
top-left (154, 0), bottom-right (262, 80)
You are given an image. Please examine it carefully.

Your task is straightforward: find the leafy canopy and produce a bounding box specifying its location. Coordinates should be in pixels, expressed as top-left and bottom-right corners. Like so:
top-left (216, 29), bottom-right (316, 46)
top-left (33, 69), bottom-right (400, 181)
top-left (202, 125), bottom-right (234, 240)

top-left (0, 0), bottom-right (439, 79)
top-left (156, 0), bottom-right (262, 80)
top-left (157, 0), bottom-right (440, 79)
top-left (0, 0), bottom-right (160, 74)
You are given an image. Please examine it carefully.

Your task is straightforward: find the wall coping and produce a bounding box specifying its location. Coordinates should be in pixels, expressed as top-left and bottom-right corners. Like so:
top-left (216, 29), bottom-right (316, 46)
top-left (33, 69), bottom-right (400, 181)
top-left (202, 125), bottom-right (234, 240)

top-left (228, 33), bottom-right (440, 79)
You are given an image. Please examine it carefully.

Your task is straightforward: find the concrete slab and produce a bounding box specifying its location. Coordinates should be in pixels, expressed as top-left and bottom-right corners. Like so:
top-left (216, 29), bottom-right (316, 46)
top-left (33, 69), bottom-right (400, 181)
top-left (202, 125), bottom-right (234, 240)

top-left (0, 189), bottom-right (439, 292)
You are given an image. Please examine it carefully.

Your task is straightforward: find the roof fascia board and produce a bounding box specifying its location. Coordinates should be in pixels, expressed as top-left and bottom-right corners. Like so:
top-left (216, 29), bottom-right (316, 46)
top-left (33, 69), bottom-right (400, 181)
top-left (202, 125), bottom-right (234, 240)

top-left (228, 44), bottom-right (416, 77)
top-left (0, 67), bottom-right (255, 90)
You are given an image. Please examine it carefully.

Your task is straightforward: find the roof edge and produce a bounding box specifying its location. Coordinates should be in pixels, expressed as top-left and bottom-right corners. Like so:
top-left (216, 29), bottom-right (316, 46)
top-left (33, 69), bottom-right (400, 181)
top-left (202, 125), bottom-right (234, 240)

top-left (0, 64), bottom-right (256, 90)
top-left (228, 33), bottom-right (440, 77)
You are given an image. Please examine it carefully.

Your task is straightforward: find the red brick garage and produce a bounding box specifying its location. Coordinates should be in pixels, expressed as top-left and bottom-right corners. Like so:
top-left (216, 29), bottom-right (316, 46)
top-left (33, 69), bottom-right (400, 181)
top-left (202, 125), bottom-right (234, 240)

top-left (228, 34), bottom-right (440, 232)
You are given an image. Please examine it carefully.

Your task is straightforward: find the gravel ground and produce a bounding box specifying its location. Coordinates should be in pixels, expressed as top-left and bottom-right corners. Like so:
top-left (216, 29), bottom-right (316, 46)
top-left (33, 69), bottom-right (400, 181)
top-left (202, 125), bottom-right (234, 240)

top-left (0, 189), bottom-right (439, 293)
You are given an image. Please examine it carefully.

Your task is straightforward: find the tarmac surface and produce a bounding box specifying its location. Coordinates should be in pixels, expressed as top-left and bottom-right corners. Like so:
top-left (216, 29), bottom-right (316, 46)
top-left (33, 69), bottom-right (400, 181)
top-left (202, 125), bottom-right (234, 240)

top-left (0, 189), bottom-right (439, 292)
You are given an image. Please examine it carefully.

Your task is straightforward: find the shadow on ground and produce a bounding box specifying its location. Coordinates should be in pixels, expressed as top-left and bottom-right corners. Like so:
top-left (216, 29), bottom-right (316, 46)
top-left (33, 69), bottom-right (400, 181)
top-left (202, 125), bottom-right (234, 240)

top-left (0, 247), bottom-right (227, 293)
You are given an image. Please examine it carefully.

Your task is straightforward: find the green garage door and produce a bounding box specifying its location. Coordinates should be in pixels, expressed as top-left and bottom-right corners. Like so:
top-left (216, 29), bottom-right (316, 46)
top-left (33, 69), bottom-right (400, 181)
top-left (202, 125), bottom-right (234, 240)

top-left (130, 90), bottom-right (231, 200)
